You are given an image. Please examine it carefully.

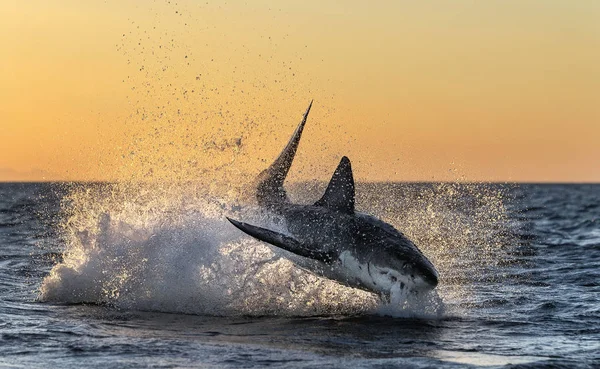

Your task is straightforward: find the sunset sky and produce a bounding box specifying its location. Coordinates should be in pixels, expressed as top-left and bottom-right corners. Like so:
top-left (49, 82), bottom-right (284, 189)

top-left (1, 0), bottom-right (598, 182)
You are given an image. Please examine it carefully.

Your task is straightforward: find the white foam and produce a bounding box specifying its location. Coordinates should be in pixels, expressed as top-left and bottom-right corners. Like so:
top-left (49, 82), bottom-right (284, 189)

top-left (38, 183), bottom-right (448, 317)
top-left (38, 187), bottom-right (361, 316)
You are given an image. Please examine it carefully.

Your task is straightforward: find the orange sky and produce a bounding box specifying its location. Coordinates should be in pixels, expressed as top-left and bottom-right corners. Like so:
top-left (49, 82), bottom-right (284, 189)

top-left (1, 0), bottom-right (598, 182)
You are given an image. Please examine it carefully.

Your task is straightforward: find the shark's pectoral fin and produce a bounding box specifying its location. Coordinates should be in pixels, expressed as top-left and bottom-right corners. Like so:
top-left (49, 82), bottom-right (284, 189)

top-left (314, 156), bottom-right (355, 214)
top-left (226, 217), bottom-right (335, 263)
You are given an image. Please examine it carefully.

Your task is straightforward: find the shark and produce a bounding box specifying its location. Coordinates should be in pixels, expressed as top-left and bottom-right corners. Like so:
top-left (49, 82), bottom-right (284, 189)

top-left (227, 101), bottom-right (438, 302)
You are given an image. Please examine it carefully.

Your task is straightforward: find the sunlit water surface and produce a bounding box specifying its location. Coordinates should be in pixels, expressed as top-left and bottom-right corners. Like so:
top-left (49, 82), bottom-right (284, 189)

top-left (1, 183), bottom-right (598, 368)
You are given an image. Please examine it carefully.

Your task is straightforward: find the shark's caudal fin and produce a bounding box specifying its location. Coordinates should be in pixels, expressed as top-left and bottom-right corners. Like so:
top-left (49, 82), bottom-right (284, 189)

top-left (226, 217), bottom-right (335, 263)
top-left (314, 156), bottom-right (355, 214)
top-left (254, 101), bottom-right (313, 206)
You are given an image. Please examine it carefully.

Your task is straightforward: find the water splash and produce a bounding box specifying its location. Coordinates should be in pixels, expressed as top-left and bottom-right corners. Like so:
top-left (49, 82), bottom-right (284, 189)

top-left (39, 183), bottom-right (377, 316)
top-left (39, 181), bottom-right (513, 318)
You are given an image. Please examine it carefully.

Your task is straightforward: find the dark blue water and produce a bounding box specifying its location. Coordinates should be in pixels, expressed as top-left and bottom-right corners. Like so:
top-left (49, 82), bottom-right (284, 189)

top-left (1, 182), bottom-right (598, 368)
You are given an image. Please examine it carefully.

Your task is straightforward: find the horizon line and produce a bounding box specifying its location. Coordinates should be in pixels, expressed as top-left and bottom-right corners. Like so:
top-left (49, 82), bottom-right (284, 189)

top-left (1, 180), bottom-right (598, 185)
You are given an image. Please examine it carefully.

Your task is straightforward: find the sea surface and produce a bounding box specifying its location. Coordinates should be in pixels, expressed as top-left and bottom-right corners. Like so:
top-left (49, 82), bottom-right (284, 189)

top-left (0, 182), bottom-right (598, 368)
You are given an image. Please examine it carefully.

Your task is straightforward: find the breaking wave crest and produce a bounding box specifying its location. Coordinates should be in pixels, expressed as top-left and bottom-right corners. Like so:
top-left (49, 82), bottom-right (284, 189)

top-left (39, 181), bottom-right (511, 318)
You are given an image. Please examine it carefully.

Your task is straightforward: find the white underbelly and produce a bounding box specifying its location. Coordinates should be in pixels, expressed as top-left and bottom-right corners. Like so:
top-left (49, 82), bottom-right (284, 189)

top-left (283, 250), bottom-right (395, 294)
top-left (274, 248), bottom-right (415, 295)
top-left (278, 250), bottom-right (364, 289)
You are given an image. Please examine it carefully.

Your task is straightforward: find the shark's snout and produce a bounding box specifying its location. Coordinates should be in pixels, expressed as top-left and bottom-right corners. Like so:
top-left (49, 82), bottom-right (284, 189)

top-left (421, 263), bottom-right (439, 289)
top-left (382, 239), bottom-right (439, 292)
top-left (410, 256), bottom-right (439, 291)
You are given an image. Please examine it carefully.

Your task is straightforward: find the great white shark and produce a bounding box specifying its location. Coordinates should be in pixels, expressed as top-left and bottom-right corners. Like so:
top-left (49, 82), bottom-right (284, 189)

top-left (227, 101), bottom-right (439, 301)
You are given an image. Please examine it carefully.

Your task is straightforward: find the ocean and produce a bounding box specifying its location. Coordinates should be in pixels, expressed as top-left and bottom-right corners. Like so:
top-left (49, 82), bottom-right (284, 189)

top-left (0, 182), bottom-right (598, 368)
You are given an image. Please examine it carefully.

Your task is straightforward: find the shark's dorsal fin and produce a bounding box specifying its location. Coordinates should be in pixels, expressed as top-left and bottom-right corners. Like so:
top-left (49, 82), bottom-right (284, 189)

top-left (255, 101), bottom-right (313, 206)
top-left (314, 156), bottom-right (355, 213)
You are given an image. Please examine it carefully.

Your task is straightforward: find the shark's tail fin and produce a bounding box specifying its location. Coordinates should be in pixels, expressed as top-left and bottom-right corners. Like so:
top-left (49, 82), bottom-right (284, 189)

top-left (254, 101), bottom-right (313, 206)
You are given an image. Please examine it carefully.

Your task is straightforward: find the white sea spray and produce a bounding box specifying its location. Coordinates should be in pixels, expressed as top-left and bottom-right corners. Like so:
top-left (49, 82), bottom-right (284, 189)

top-left (40, 181), bottom-right (513, 318)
